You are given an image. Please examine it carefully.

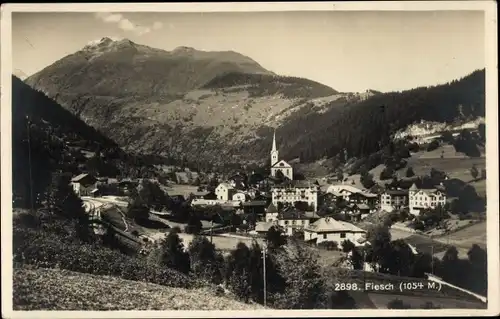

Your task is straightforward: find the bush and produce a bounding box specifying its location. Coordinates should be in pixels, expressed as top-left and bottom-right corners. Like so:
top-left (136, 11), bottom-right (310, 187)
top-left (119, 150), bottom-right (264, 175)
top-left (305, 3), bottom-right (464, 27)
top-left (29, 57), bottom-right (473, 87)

top-left (379, 166), bottom-right (394, 180)
top-left (405, 166), bottom-right (415, 178)
top-left (13, 226), bottom-right (194, 289)
top-left (341, 239), bottom-right (356, 253)
top-left (318, 241), bottom-right (339, 251)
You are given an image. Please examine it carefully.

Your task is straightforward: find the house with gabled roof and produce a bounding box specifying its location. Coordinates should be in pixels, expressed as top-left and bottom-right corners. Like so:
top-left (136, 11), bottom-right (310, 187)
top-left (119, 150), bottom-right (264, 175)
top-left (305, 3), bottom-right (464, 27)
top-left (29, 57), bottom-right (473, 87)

top-left (276, 207), bottom-right (311, 236)
top-left (408, 183), bottom-right (447, 215)
top-left (303, 217), bottom-right (366, 248)
top-left (70, 173), bottom-right (97, 197)
top-left (215, 183), bottom-right (236, 201)
top-left (380, 189), bottom-right (409, 212)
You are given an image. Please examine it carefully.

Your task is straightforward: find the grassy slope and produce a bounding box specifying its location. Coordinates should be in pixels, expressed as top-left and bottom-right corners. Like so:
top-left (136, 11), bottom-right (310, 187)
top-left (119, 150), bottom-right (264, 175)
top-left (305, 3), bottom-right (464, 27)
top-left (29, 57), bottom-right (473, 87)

top-left (13, 266), bottom-right (264, 311)
top-left (332, 145), bottom-right (486, 198)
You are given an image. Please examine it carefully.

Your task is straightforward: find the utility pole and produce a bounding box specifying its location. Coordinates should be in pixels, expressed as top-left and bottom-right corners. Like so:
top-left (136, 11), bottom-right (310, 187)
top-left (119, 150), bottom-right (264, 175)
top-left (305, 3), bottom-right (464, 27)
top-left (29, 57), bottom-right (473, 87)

top-left (431, 244), bottom-right (434, 274)
top-left (210, 219), bottom-right (213, 244)
top-left (262, 243), bottom-right (267, 307)
top-left (26, 116), bottom-right (34, 213)
top-left (362, 249), bottom-right (367, 291)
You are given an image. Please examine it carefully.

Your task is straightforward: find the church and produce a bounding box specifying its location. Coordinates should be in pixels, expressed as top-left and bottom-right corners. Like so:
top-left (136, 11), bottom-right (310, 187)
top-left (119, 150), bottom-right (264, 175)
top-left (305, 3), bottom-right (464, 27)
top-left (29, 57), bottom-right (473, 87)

top-left (270, 130), bottom-right (294, 180)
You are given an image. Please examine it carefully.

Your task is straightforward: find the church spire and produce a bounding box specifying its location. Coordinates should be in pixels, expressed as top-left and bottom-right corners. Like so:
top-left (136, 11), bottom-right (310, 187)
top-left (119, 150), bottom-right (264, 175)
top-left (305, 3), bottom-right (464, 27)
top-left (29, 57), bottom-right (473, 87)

top-left (270, 129), bottom-right (279, 167)
top-left (272, 129), bottom-right (277, 152)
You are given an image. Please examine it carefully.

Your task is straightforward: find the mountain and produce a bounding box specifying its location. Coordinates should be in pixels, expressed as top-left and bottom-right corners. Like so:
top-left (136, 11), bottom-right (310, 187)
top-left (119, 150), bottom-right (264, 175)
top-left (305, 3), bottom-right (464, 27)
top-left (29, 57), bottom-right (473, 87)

top-left (24, 37), bottom-right (484, 169)
top-left (24, 38), bottom-right (341, 167)
top-left (26, 37), bottom-right (274, 97)
top-left (12, 75), bottom-right (152, 208)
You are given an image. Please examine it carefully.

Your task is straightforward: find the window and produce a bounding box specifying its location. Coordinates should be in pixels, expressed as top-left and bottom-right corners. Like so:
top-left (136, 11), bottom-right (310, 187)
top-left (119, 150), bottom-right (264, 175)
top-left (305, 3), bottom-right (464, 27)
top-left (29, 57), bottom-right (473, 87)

top-left (284, 220), bottom-right (289, 225)
top-left (340, 233), bottom-right (346, 238)
top-left (323, 234), bottom-right (327, 239)
top-left (292, 220), bottom-right (296, 225)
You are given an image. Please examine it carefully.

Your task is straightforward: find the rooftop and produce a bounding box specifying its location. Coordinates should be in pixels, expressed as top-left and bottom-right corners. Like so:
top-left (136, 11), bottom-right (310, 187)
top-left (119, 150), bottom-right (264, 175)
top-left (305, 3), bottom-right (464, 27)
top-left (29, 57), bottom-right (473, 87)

top-left (71, 173), bottom-right (91, 182)
top-left (242, 200), bottom-right (268, 207)
top-left (384, 189), bottom-right (408, 196)
top-left (273, 180), bottom-right (319, 189)
top-left (304, 217), bottom-right (366, 233)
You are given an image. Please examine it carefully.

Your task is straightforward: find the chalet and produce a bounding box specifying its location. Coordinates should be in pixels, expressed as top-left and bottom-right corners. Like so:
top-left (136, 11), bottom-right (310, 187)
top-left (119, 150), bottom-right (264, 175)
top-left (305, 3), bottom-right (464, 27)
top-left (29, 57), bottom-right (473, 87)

top-left (351, 203), bottom-right (372, 222)
top-left (254, 221), bottom-right (274, 236)
top-left (242, 200), bottom-right (268, 216)
top-left (349, 192), bottom-right (378, 206)
top-left (380, 189), bottom-right (409, 212)
top-left (70, 173), bottom-right (97, 197)
top-left (326, 185), bottom-right (363, 202)
top-left (303, 217), bottom-right (367, 248)
top-left (264, 203), bottom-right (279, 222)
top-left (276, 208), bottom-right (311, 236)
top-left (408, 183), bottom-right (447, 216)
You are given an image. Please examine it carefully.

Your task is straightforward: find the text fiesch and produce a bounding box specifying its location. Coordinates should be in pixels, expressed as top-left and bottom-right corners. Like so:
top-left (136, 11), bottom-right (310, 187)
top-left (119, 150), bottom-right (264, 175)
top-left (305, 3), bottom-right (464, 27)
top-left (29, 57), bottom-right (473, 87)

top-left (333, 281), bottom-right (442, 293)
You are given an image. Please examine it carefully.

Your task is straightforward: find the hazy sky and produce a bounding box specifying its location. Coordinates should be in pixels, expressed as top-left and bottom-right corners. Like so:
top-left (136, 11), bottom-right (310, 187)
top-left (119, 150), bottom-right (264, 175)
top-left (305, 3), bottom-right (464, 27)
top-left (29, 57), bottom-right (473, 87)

top-left (12, 11), bottom-right (485, 92)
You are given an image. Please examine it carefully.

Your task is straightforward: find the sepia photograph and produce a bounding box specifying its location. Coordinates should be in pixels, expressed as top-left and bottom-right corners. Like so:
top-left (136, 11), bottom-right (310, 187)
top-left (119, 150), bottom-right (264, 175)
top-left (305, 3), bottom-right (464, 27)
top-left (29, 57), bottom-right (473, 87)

top-left (1, 1), bottom-right (498, 318)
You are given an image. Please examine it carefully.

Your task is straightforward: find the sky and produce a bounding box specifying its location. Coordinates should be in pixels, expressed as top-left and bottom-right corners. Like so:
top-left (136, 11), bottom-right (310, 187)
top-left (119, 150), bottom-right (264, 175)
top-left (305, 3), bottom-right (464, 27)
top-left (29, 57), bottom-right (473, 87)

top-left (12, 10), bottom-right (485, 93)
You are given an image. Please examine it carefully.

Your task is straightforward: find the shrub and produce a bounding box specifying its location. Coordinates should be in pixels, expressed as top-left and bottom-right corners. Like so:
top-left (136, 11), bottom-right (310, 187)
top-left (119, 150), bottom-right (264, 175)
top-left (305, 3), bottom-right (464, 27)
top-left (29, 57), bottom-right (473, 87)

top-left (13, 226), bottom-right (194, 289)
top-left (341, 239), bottom-right (356, 253)
top-left (379, 166), bottom-right (394, 180)
top-left (318, 241), bottom-right (339, 251)
top-left (405, 167), bottom-right (415, 178)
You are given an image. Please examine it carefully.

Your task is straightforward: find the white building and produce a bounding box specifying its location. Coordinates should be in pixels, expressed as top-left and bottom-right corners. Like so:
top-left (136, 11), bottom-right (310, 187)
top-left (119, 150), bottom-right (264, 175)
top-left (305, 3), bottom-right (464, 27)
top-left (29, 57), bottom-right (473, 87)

top-left (270, 130), bottom-right (294, 180)
top-left (232, 192), bottom-right (248, 202)
top-left (408, 183), bottom-right (447, 216)
top-left (276, 209), bottom-right (311, 236)
top-left (190, 199), bottom-right (241, 207)
top-left (215, 183), bottom-right (236, 201)
top-left (271, 181), bottom-right (319, 212)
top-left (380, 189), bottom-right (409, 212)
top-left (326, 184), bottom-right (363, 201)
top-left (265, 203), bottom-right (279, 222)
top-left (303, 217), bottom-right (367, 248)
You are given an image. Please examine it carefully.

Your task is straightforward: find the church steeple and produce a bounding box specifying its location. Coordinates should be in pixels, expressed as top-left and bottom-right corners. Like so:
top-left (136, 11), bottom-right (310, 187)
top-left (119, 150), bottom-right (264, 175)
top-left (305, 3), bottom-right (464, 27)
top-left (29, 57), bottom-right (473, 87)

top-left (272, 129), bottom-right (277, 152)
top-left (270, 129), bottom-right (279, 167)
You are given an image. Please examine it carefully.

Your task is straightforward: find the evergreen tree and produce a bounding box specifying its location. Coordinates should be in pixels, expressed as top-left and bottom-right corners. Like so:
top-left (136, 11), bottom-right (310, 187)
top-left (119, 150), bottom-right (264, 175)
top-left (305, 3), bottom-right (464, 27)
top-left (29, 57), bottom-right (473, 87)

top-left (185, 213), bottom-right (203, 234)
top-left (470, 165), bottom-right (479, 180)
top-left (188, 235), bottom-right (223, 284)
top-left (46, 173), bottom-right (92, 242)
top-left (405, 166), bottom-right (415, 178)
top-left (266, 226), bottom-right (287, 251)
top-left (156, 227), bottom-right (191, 274)
top-left (225, 242), bottom-right (252, 301)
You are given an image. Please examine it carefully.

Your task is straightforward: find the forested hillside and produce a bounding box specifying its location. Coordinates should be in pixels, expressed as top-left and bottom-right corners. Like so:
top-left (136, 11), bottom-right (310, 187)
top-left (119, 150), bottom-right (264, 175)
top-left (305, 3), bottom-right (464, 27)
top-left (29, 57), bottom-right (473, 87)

top-left (278, 69), bottom-right (485, 162)
top-left (12, 76), bottom-right (166, 208)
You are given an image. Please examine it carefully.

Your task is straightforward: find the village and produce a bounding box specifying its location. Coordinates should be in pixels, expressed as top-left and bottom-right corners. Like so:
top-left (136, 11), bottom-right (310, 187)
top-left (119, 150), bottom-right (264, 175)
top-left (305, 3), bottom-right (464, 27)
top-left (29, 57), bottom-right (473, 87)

top-left (67, 130), bottom-right (456, 268)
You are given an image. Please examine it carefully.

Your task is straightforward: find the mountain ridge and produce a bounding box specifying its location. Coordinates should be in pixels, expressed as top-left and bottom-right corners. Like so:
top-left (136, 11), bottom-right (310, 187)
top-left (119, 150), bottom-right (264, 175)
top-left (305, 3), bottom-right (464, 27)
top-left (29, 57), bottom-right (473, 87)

top-left (22, 38), bottom-right (485, 170)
